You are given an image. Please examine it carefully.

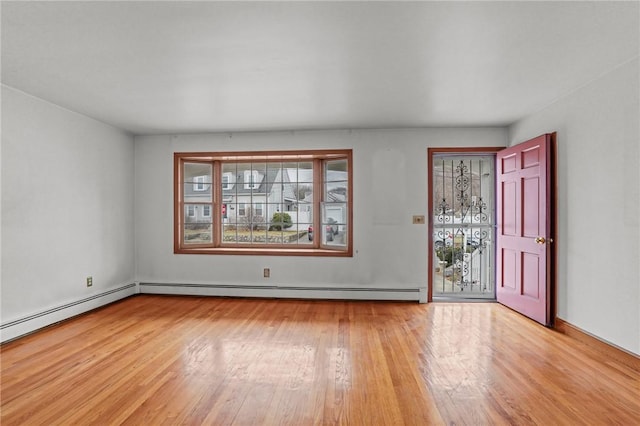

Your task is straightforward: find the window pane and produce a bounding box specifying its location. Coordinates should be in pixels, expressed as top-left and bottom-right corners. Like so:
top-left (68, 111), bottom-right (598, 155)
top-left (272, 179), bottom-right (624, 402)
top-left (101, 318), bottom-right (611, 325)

top-left (184, 162), bottom-right (212, 202)
top-left (282, 162), bottom-right (298, 182)
top-left (222, 163), bottom-right (237, 192)
top-left (296, 182), bottom-right (312, 204)
top-left (184, 223), bottom-right (212, 245)
top-left (322, 203), bottom-right (347, 224)
top-left (252, 228), bottom-right (267, 243)
top-left (297, 223), bottom-right (314, 245)
top-left (264, 225), bottom-right (308, 245)
top-left (235, 163), bottom-right (265, 192)
top-left (184, 162), bottom-right (212, 183)
top-left (268, 208), bottom-right (291, 230)
top-left (281, 182), bottom-right (296, 203)
top-left (324, 159), bottom-right (347, 205)
top-left (236, 163), bottom-right (251, 192)
top-left (307, 222), bottom-right (319, 243)
top-left (184, 204), bottom-right (213, 223)
top-left (296, 163), bottom-right (314, 227)
top-left (323, 222), bottom-right (347, 247)
top-left (265, 229), bottom-right (284, 245)
top-left (322, 202), bottom-right (347, 247)
top-left (266, 162), bottom-right (283, 183)
top-left (222, 224), bottom-right (238, 243)
top-left (223, 224), bottom-right (267, 244)
top-left (325, 181), bottom-right (348, 202)
top-left (325, 159), bottom-right (347, 181)
top-left (297, 197), bottom-right (313, 222)
top-left (237, 208), bottom-right (266, 233)
top-left (321, 160), bottom-right (349, 247)
top-left (270, 210), bottom-right (298, 244)
top-left (297, 161), bottom-right (314, 183)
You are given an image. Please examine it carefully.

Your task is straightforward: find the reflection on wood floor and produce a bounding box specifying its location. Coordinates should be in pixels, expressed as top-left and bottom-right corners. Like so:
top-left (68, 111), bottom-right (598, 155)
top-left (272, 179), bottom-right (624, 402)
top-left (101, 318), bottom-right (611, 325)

top-left (1, 295), bottom-right (638, 425)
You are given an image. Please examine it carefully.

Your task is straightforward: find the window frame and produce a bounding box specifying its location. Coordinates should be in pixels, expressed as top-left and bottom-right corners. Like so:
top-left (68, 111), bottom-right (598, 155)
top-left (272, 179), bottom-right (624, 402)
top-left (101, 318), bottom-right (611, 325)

top-left (174, 149), bottom-right (353, 257)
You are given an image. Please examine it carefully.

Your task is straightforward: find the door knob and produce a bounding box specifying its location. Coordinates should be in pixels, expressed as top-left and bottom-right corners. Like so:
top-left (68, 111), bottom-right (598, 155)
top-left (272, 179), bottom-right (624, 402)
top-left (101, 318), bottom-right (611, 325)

top-left (535, 237), bottom-right (546, 244)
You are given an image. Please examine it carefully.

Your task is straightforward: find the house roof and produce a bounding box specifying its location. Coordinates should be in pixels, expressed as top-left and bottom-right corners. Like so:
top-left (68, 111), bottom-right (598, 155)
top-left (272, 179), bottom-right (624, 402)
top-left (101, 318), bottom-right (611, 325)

top-left (223, 167), bottom-right (282, 196)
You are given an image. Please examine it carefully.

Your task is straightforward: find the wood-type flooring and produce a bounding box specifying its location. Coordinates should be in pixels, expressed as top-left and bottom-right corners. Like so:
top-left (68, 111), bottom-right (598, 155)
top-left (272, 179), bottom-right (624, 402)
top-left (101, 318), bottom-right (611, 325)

top-left (1, 295), bottom-right (638, 425)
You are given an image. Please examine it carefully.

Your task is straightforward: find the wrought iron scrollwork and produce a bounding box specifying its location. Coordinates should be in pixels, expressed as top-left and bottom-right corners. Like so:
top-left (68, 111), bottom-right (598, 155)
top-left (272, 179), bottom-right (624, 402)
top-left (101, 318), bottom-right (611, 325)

top-left (434, 198), bottom-right (452, 224)
top-left (454, 252), bottom-right (483, 292)
top-left (455, 161), bottom-right (470, 208)
top-left (472, 229), bottom-right (490, 254)
top-left (472, 196), bottom-right (488, 223)
top-left (434, 156), bottom-right (493, 295)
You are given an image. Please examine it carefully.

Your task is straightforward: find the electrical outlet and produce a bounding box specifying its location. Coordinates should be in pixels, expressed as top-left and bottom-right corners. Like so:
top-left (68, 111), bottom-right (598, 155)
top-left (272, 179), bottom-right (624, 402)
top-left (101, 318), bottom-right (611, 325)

top-left (412, 215), bottom-right (425, 224)
top-left (263, 268), bottom-right (270, 278)
top-left (86, 276), bottom-right (93, 287)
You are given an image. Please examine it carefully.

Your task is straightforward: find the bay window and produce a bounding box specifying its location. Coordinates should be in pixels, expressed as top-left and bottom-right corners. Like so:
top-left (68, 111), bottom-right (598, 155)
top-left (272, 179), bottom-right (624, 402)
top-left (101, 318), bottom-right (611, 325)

top-left (174, 149), bottom-right (352, 256)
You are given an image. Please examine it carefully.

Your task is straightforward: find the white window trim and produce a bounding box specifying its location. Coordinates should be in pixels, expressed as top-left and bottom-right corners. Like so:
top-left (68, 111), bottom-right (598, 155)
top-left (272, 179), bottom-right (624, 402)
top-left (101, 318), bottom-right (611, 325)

top-left (187, 205), bottom-right (196, 217)
top-left (202, 205), bottom-right (211, 217)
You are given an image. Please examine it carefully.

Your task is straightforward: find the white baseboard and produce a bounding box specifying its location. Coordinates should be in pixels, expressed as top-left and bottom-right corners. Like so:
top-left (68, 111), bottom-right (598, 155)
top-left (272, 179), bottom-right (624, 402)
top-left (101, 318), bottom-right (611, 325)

top-left (0, 283), bottom-right (137, 343)
top-left (139, 282), bottom-right (426, 302)
top-left (1, 283), bottom-right (425, 343)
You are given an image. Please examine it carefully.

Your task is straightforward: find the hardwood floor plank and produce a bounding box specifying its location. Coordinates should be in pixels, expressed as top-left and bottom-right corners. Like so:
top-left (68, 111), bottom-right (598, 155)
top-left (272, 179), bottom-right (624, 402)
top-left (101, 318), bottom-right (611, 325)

top-left (2, 295), bottom-right (639, 425)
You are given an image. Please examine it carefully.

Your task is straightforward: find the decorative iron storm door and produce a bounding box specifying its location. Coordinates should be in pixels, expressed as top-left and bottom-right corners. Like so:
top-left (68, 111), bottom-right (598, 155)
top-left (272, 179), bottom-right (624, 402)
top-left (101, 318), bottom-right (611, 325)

top-left (432, 155), bottom-right (495, 299)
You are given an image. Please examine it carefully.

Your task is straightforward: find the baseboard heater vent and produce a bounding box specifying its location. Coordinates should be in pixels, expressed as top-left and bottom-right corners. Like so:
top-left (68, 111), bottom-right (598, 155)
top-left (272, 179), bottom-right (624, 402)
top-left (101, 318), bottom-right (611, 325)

top-left (139, 282), bottom-right (423, 302)
top-left (1, 283), bottom-right (136, 343)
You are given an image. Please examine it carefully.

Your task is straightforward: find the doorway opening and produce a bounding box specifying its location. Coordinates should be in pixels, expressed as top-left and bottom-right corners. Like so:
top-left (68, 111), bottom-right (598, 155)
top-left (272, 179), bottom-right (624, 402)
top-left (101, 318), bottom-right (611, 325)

top-left (428, 149), bottom-right (501, 301)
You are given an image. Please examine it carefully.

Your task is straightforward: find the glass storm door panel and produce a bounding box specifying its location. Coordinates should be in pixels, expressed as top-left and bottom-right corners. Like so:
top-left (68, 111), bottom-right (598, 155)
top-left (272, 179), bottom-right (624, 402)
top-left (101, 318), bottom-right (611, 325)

top-left (432, 155), bottom-right (495, 299)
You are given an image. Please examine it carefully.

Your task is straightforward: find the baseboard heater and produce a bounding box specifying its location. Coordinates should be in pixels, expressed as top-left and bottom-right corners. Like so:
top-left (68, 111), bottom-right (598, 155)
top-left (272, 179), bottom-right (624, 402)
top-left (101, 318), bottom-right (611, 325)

top-left (139, 282), bottom-right (424, 302)
top-left (1, 283), bottom-right (136, 344)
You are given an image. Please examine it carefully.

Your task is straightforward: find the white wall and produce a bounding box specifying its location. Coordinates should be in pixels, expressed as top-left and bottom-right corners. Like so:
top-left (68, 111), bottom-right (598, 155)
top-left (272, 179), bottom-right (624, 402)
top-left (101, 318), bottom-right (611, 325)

top-left (1, 86), bottom-right (136, 337)
top-left (135, 128), bottom-right (506, 300)
top-left (509, 58), bottom-right (640, 355)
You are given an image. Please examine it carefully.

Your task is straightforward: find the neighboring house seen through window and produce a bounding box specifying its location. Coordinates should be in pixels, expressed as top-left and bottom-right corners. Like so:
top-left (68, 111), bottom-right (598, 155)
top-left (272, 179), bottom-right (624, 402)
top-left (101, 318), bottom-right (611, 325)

top-left (175, 149), bottom-right (352, 256)
top-left (243, 170), bottom-right (262, 190)
top-left (193, 175), bottom-right (207, 191)
top-left (222, 172), bottom-right (234, 190)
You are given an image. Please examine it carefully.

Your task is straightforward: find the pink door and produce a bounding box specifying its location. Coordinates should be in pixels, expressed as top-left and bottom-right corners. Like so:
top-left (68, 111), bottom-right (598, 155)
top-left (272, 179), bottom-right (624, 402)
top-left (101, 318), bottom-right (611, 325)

top-left (496, 134), bottom-right (553, 325)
